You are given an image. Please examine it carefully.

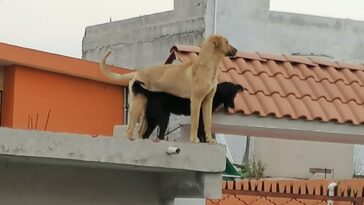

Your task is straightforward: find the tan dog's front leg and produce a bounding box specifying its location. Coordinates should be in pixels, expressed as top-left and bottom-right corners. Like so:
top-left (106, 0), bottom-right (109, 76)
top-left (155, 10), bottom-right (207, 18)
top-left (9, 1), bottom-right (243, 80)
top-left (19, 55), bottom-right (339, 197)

top-left (202, 87), bottom-right (217, 143)
top-left (190, 95), bottom-right (202, 143)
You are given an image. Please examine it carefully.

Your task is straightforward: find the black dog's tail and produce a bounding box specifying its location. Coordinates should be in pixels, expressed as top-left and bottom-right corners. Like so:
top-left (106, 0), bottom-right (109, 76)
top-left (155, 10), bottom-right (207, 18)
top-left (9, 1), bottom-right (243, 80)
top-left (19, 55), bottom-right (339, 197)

top-left (132, 80), bottom-right (154, 98)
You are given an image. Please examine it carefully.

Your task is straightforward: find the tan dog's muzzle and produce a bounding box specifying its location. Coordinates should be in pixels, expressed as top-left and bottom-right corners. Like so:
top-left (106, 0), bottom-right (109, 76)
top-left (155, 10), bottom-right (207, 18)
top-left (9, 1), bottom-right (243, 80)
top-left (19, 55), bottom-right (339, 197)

top-left (227, 46), bottom-right (237, 57)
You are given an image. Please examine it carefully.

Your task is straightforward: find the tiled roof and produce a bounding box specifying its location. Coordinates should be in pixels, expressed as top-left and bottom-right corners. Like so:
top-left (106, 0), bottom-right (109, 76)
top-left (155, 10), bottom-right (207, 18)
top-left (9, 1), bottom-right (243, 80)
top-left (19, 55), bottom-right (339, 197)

top-left (220, 179), bottom-right (364, 197)
top-left (207, 179), bottom-right (364, 204)
top-left (167, 45), bottom-right (364, 125)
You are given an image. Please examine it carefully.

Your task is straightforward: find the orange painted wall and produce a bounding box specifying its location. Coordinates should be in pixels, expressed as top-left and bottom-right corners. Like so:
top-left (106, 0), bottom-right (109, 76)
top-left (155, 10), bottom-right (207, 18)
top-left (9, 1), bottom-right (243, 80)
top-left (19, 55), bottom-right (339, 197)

top-left (2, 65), bottom-right (124, 136)
top-left (2, 67), bottom-right (15, 127)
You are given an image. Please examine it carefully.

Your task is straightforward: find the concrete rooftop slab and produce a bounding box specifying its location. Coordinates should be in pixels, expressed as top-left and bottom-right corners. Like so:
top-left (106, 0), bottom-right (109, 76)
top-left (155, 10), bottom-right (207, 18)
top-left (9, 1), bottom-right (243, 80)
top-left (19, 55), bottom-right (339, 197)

top-left (0, 127), bottom-right (226, 173)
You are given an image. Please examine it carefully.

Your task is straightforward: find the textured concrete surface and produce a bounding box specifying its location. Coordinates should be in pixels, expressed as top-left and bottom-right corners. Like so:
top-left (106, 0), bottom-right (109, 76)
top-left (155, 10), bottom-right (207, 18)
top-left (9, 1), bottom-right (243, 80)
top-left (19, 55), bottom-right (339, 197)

top-left (0, 160), bottom-right (161, 205)
top-left (177, 113), bottom-right (363, 179)
top-left (82, 0), bottom-right (207, 68)
top-left (211, 113), bottom-right (362, 179)
top-left (216, 0), bottom-right (364, 63)
top-left (0, 159), bottom-right (220, 205)
top-left (83, 0), bottom-right (364, 68)
top-left (0, 127), bottom-right (226, 203)
top-left (0, 127), bottom-right (226, 172)
top-left (211, 113), bottom-right (364, 144)
top-left (175, 112), bottom-right (364, 144)
top-left (254, 137), bottom-right (354, 179)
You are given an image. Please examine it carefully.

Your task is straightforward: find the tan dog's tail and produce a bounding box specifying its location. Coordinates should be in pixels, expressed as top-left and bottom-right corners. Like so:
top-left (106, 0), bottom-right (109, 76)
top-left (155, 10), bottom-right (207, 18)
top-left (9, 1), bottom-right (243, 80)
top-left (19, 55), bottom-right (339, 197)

top-left (100, 51), bottom-right (135, 81)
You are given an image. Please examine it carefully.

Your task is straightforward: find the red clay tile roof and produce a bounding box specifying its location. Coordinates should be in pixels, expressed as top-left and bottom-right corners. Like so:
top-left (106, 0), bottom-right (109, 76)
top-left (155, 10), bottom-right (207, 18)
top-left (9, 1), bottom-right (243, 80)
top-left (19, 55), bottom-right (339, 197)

top-left (167, 45), bottom-right (364, 125)
top-left (220, 179), bottom-right (364, 197)
top-left (208, 179), bottom-right (364, 204)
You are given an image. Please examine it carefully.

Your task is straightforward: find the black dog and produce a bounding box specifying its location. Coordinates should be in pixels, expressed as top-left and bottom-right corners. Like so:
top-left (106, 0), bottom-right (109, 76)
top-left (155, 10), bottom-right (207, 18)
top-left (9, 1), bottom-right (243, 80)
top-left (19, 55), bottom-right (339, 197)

top-left (132, 81), bottom-right (243, 142)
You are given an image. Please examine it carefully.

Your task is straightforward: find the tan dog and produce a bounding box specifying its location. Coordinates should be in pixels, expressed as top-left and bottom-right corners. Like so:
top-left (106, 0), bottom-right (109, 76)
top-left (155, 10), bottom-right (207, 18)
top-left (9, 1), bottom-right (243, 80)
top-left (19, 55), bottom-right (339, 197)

top-left (100, 35), bottom-right (237, 143)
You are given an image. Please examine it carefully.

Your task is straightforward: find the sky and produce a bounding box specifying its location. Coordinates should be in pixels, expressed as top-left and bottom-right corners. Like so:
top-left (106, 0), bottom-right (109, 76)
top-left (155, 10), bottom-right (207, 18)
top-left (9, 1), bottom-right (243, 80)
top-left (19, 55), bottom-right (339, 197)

top-left (1, 0), bottom-right (364, 58)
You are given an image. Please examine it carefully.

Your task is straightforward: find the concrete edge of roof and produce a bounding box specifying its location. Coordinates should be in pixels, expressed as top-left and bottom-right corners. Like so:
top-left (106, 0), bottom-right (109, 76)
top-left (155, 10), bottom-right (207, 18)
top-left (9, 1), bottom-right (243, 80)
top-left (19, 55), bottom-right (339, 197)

top-left (211, 112), bottom-right (364, 144)
top-left (0, 127), bottom-right (227, 173)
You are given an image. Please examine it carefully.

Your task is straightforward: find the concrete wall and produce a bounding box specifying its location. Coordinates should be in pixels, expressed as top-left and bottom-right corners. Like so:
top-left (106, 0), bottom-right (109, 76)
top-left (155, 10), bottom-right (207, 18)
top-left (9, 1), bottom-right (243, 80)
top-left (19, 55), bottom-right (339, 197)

top-left (82, 0), bottom-right (207, 68)
top-left (0, 127), bottom-right (227, 204)
top-left (0, 159), bottom-right (212, 205)
top-left (253, 137), bottom-right (354, 179)
top-left (0, 160), bottom-right (163, 205)
top-left (216, 0), bottom-right (364, 63)
top-left (83, 0), bottom-right (364, 67)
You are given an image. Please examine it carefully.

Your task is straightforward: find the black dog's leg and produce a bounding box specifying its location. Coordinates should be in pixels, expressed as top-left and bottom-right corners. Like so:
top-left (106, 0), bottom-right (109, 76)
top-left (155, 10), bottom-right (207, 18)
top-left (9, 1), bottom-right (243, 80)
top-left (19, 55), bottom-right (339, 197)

top-left (157, 113), bottom-right (170, 140)
top-left (197, 111), bottom-right (207, 143)
top-left (143, 119), bottom-right (158, 139)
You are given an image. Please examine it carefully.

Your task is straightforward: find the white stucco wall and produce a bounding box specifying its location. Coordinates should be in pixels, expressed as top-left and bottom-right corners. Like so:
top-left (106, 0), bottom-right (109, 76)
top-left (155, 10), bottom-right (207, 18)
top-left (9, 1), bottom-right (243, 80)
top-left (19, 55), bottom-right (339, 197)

top-left (215, 0), bottom-right (364, 63)
top-left (253, 137), bottom-right (355, 179)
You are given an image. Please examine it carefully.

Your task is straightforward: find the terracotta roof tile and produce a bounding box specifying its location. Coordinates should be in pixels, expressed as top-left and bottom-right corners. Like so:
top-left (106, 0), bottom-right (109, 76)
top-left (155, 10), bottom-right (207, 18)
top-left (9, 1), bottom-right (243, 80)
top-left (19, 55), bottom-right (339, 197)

top-left (236, 51), bottom-right (265, 61)
top-left (209, 180), bottom-right (364, 205)
top-left (257, 52), bottom-right (286, 62)
top-left (171, 44), bottom-right (200, 53)
top-left (250, 179), bottom-right (258, 191)
top-left (170, 46), bottom-right (364, 125)
top-left (220, 69), bottom-right (364, 105)
top-left (309, 57), bottom-right (340, 68)
top-left (227, 58), bottom-right (252, 73)
top-left (227, 180), bottom-right (234, 190)
top-left (283, 54), bottom-right (316, 66)
top-left (243, 179), bottom-right (250, 191)
top-left (235, 180), bottom-right (242, 190)
top-left (174, 51), bottom-right (198, 63)
top-left (222, 180), bottom-right (227, 190)
top-left (337, 62), bottom-right (364, 70)
top-left (221, 179), bottom-right (364, 197)
top-left (221, 58), bottom-right (236, 71)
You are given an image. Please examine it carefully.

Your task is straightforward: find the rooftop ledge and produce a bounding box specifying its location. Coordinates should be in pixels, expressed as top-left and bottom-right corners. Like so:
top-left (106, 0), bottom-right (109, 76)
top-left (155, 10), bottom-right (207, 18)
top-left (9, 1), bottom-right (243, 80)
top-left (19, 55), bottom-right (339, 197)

top-left (0, 127), bottom-right (226, 173)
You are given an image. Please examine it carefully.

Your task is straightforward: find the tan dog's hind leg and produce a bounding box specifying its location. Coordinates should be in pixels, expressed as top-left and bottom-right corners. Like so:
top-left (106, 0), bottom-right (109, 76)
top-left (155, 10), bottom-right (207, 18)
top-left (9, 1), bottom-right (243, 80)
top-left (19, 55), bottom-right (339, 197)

top-left (202, 87), bottom-right (217, 144)
top-left (127, 94), bottom-right (146, 140)
top-left (138, 117), bottom-right (147, 138)
top-left (190, 96), bottom-right (203, 143)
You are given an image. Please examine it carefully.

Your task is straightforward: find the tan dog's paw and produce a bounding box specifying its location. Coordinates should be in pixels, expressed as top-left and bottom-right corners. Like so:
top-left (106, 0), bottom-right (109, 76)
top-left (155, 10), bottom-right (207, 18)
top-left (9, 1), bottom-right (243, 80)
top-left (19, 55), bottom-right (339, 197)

top-left (127, 136), bottom-right (136, 141)
top-left (206, 137), bottom-right (216, 144)
top-left (190, 137), bottom-right (200, 143)
top-left (152, 138), bottom-right (160, 143)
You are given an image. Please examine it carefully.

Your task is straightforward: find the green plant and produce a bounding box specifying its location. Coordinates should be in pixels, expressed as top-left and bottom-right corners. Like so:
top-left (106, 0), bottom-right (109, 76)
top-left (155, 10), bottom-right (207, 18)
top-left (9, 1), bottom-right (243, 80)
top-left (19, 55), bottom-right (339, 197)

top-left (240, 159), bottom-right (265, 179)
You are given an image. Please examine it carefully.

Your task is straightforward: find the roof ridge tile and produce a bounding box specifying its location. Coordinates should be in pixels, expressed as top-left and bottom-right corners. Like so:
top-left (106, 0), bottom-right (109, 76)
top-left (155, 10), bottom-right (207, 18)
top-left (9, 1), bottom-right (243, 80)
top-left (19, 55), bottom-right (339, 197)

top-left (257, 52), bottom-right (286, 61)
top-left (171, 44), bottom-right (200, 53)
top-left (309, 57), bottom-right (340, 68)
top-left (337, 61), bottom-right (364, 70)
top-left (221, 180), bottom-right (364, 197)
top-left (283, 54), bottom-right (316, 66)
top-left (236, 51), bottom-right (265, 61)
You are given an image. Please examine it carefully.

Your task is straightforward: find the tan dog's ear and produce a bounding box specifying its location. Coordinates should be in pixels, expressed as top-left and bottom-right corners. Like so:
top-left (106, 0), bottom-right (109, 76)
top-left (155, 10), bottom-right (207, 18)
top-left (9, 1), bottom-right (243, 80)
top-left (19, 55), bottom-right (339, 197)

top-left (211, 35), bottom-right (222, 48)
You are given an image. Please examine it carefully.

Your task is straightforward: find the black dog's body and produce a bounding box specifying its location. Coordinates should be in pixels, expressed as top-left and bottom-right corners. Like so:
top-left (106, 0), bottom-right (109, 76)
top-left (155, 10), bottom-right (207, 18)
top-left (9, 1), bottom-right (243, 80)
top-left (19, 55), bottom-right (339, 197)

top-left (132, 81), bottom-right (243, 142)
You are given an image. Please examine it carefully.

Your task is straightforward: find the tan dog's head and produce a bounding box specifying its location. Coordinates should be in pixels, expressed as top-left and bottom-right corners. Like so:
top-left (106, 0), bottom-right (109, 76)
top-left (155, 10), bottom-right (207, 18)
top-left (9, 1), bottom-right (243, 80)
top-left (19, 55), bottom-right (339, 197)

top-left (206, 35), bottom-right (237, 57)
